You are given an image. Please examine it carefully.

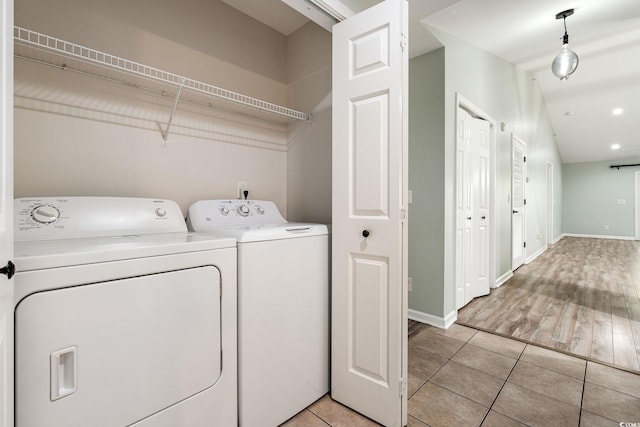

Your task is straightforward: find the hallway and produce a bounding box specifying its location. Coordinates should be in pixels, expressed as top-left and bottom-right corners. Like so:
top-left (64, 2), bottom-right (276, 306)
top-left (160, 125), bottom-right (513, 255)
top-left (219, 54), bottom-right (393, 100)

top-left (458, 237), bottom-right (640, 372)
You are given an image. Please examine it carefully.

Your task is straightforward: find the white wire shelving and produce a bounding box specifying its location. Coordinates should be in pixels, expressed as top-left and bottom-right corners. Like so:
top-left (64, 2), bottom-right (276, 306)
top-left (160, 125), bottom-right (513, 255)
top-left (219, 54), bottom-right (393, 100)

top-left (13, 27), bottom-right (312, 144)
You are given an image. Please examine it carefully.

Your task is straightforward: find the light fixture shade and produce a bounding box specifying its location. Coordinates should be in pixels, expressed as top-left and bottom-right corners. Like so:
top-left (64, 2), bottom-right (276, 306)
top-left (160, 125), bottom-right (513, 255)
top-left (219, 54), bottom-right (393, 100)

top-left (552, 44), bottom-right (579, 80)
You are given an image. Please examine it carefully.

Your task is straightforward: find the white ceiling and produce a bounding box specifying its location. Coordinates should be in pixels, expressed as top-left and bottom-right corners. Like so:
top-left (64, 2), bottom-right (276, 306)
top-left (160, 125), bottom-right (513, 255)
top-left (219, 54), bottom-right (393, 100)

top-left (223, 0), bottom-right (640, 164)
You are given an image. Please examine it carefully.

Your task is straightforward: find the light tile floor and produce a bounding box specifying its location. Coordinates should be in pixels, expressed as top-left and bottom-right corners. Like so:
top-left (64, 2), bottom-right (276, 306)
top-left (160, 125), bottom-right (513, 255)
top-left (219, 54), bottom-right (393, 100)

top-left (282, 323), bottom-right (640, 427)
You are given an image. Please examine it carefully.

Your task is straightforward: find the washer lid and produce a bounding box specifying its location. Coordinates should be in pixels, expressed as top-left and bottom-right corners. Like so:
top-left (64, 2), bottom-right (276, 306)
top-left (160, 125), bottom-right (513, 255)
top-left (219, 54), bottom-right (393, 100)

top-left (14, 232), bottom-right (236, 272)
top-left (195, 222), bottom-right (328, 243)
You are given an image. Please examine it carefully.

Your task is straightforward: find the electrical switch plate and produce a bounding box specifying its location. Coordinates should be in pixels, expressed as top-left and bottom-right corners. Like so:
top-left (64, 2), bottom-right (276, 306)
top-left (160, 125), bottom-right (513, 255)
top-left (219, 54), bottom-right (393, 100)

top-left (237, 181), bottom-right (248, 199)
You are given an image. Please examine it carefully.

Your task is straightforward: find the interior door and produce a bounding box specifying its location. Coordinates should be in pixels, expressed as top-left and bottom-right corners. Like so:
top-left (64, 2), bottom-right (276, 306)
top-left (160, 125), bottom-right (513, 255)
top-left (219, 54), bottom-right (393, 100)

top-left (512, 135), bottom-right (526, 270)
top-left (0, 1), bottom-right (14, 426)
top-left (470, 117), bottom-right (490, 299)
top-left (331, 1), bottom-right (408, 426)
top-left (456, 108), bottom-right (490, 309)
top-left (455, 108), bottom-right (473, 309)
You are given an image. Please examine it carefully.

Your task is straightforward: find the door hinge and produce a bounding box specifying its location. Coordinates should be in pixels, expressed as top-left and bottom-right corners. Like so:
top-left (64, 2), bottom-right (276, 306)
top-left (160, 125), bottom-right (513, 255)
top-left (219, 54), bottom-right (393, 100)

top-left (524, 199), bottom-right (527, 205)
top-left (400, 33), bottom-right (407, 52)
top-left (524, 242), bottom-right (527, 248)
top-left (399, 377), bottom-right (407, 398)
top-left (524, 156), bottom-right (527, 162)
top-left (400, 208), bottom-right (407, 222)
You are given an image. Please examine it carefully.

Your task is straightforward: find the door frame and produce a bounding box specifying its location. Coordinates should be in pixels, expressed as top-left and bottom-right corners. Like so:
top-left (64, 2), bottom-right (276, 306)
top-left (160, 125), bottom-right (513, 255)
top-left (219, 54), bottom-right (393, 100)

top-left (455, 93), bottom-right (496, 298)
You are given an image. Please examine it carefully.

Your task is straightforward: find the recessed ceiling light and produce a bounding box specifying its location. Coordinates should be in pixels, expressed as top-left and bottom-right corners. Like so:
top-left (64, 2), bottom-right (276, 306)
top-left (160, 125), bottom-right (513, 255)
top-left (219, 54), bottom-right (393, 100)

top-left (612, 108), bottom-right (624, 115)
top-left (611, 143), bottom-right (620, 150)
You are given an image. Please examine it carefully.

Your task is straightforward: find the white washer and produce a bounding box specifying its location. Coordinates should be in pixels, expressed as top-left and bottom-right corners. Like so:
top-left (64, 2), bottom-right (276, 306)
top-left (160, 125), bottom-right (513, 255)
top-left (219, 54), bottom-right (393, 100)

top-left (14, 197), bottom-right (238, 427)
top-left (187, 199), bottom-right (329, 427)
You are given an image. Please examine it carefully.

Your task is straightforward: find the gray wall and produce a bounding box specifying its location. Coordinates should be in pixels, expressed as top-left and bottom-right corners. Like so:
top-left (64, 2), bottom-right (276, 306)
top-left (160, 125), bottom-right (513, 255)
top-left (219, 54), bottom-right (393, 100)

top-left (563, 160), bottom-right (640, 238)
top-left (408, 49), bottom-right (445, 316)
top-left (408, 28), bottom-right (563, 321)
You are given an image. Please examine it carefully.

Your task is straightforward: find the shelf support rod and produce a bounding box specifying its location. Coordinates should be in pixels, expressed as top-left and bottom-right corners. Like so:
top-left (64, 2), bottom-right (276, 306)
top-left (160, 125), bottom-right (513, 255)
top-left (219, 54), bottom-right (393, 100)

top-left (162, 78), bottom-right (185, 146)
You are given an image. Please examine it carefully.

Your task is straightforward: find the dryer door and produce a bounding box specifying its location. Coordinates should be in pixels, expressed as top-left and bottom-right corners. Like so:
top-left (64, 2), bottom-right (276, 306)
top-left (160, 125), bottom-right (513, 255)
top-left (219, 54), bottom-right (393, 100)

top-left (15, 266), bottom-right (221, 427)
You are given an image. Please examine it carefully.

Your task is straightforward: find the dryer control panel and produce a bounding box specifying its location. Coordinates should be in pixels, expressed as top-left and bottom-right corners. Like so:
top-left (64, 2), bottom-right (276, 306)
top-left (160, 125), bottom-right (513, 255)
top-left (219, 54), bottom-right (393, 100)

top-left (15, 197), bottom-right (187, 242)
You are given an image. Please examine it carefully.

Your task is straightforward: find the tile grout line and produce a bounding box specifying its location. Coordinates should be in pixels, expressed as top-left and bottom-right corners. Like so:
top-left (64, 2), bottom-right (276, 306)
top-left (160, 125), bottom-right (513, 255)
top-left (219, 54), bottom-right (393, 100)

top-left (578, 361), bottom-right (588, 427)
top-left (477, 341), bottom-right (528, 426)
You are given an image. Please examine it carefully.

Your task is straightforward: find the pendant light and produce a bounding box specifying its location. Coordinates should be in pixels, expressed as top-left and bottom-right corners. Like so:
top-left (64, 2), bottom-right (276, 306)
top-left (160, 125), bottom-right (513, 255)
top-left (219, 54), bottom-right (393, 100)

top-left (551, 9), bottom-right (579, 80)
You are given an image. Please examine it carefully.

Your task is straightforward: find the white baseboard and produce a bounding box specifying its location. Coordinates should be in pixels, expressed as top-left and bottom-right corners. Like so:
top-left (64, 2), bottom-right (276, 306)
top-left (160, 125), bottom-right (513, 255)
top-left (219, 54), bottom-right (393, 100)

top-left (563, 233), bottom-right (635, 241)
top-left (493, 271), bottom-right (513, 288)
top-left (409, 309), bottom-right (457, 330)
top-left (551, 234), bottom-right (564, 244)
top-left (525, 244), bottom-right (547, 264)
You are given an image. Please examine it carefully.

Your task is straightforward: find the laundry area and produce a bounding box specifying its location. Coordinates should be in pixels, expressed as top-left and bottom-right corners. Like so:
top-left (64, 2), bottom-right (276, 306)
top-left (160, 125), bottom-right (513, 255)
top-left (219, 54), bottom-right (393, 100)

top-left (10, 0), bottom-right (335, 425)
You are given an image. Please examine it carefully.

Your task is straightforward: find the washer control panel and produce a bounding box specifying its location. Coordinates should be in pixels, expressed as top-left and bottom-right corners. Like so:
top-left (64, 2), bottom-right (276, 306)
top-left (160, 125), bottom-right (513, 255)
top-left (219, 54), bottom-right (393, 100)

top-left (188, 200), bottom-right (286, 228)
top-left (15, 197), bottom-right (187, 242)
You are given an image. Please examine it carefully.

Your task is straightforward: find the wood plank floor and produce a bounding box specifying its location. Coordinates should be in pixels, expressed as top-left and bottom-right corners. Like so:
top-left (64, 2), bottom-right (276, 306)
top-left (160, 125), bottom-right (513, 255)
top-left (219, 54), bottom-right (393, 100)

top-left (457, 236), bottom-right (640, 373)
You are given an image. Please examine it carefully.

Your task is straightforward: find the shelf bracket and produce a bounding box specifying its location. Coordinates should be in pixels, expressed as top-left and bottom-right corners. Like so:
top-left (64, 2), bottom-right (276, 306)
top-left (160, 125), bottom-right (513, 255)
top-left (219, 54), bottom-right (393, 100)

top-left (162, 78), bottom-right (185, 146)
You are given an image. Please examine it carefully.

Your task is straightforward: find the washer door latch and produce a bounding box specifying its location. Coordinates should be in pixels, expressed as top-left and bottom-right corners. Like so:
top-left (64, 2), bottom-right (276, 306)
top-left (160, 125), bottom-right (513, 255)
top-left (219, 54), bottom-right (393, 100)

top-left (0, 260), bottom-right (15, 280)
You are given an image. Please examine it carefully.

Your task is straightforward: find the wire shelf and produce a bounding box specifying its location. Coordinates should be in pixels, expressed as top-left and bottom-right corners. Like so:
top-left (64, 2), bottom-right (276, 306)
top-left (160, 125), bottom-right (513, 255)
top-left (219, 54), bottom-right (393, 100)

top-left (13, 26), bottom-right (312, 128)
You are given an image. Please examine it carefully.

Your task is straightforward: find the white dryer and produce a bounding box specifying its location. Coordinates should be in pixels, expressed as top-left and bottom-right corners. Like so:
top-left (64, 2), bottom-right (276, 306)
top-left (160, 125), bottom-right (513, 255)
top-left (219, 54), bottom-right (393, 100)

top-left (13, 197), bottom-right (237, 427)
top-left (187, 199), bottom-right (329, 427)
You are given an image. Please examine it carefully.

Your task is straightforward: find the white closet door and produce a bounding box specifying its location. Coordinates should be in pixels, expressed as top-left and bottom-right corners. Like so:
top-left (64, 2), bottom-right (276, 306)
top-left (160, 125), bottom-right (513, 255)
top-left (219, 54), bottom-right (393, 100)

top-left (455, 108), bottom-right (473, 309)
top-left (331, 0), bottom-right (408, 426)
top-left (512, 135), bottom-right (526, 270)
top-left (470, 117), bottom-right (490, 299)
top-left (456, 109), bottom-right (490, 309)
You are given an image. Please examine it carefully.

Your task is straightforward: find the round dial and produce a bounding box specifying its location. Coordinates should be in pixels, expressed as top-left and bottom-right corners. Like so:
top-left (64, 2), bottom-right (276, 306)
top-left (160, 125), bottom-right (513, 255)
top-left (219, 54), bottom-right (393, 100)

top-left (237, 205), bottom-right (250, 217)
top-left (220, 207), bottom-right (230, 215)
top-left (155, 208), bottom-right (167, 217)
top-left (256, 206), bottom-right (265, 215)
top-left (31, 204), bottom-right (60, 224)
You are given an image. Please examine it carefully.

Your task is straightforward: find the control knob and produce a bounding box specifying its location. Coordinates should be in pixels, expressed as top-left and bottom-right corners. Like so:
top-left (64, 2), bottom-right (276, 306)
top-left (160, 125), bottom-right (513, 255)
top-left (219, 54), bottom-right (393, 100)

top-left (155, 208), bottom-right (167, 217)
top-left (220, 207), bottom-right (230, 215)
top-left (256, 206), bottom-right (264, 215)
top-left (237, 205), bottom-right (250, 217)
top-left (31, 204), bottom-right (60, 224)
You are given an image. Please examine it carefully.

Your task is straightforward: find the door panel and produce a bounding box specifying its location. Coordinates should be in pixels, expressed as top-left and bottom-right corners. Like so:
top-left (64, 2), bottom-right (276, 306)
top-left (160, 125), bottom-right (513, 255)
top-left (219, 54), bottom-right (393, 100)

top-left (351, 255), bottom-right (389, 382)
top-left (332, 1), bottom-right (407, 426)
top-left (352, 93), bottom-right (389, 215)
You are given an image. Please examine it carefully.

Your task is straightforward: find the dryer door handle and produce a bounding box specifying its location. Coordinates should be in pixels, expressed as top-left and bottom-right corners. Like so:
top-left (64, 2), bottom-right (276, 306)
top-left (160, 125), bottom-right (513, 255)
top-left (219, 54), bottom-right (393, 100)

top-left (51, 346), bottom-right (77, 401)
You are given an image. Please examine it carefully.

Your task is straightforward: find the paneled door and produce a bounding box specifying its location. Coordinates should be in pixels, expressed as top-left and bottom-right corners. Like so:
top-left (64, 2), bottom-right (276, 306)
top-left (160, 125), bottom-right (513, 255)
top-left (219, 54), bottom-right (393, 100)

top-left (0, 0), bottom-right (15, 425)
top-left (512, 135), bottom-right (526, 270)
top-left (331, 1), bottom-right (408, 426)
top-left (456, 107), bottom-right (490, 309)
